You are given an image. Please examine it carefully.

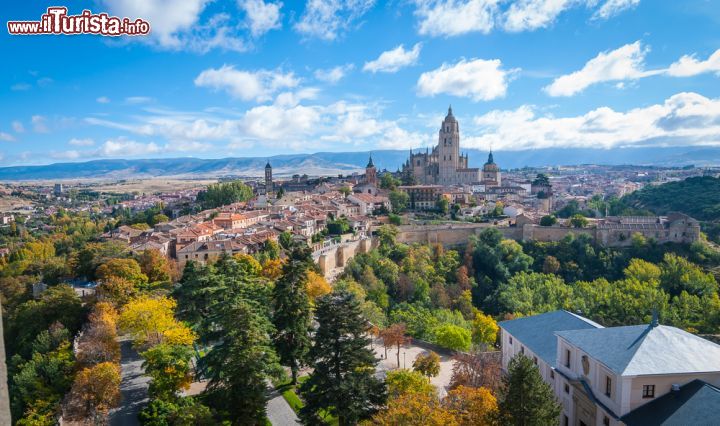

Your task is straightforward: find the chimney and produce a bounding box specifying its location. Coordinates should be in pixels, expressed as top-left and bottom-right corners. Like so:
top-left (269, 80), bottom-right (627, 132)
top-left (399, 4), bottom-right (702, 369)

top-left (651, 309), bottom-right (659, 327)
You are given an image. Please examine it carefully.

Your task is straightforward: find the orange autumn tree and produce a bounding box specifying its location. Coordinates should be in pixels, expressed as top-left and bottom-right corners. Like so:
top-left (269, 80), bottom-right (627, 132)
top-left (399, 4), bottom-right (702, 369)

top-left (261, 258), bottom-right (284, 280)
top-left (380, 323), bottom-right (409, 368)
top-left (65, 362), bottom-right (121, 421)
top-left (367, 392), bottom-right (458, 426)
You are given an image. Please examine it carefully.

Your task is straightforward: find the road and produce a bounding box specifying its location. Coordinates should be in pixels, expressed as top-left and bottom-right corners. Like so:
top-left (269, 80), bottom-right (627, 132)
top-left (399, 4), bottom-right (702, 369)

top-left (109, 336), bottom-right (149, 426)
top-left (266, 383), bottom-right (299, 426)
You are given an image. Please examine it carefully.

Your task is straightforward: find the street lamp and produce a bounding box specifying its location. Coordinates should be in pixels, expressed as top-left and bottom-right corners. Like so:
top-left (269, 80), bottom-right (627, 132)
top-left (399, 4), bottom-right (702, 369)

top-left (403, 351), bottom-right (406, 369)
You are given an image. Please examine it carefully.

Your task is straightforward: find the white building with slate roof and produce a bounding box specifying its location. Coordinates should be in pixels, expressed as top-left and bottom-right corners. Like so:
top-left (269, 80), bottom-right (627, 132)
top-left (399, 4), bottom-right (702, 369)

top-left (499, 310), bottom-right (720, 426)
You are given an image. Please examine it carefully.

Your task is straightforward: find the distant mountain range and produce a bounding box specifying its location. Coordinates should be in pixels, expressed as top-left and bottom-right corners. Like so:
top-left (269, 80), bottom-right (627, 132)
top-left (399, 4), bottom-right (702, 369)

top-left (2, 146), bottom-right (720, 181)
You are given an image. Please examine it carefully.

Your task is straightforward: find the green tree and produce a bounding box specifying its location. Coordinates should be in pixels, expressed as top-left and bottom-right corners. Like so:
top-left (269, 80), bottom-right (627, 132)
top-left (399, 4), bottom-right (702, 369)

top-left (200, 298), bottom-right (282, 424)
top-left (299, 291), bottom-right (386, 425)
top-left (432, 324), bottom-right (471, 351)
top-left (499, 354), bottom-right (561, 426)
top-left (139, 397), bottom-right (214, 426)
top-left (437, 198), bottom-right (450, 215)
top-left (142, 344), bottom-right (194, 400)
top-left (569, 214), bottom-right (588, 228)
top-left (272, 247), bottom-right (313, 384)
top-left (389, 190), bottom-right (410, 213)
top-left (195, 181), bottom-right (253, 209)
top-left (539, 215), bottom-right (557, 227)
top-left (380, 173), bottom-right (401, 190)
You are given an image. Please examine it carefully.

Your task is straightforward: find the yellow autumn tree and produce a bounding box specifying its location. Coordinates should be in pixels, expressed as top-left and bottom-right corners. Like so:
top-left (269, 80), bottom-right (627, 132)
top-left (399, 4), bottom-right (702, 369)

top-left (233, 253), bottom-right (262, 276)
top-left (471, 310), bottom-right (499, 347)
top-left (306, 270), bottom-right (331, 301)
top-left (118, 296), bottom-right (195, 348)
top-left (261, 258), bottom-right (284, 280)
top-left (443, 385), bottom-right (498, 426)
top-left (367, 392), bottom-right (458, 426)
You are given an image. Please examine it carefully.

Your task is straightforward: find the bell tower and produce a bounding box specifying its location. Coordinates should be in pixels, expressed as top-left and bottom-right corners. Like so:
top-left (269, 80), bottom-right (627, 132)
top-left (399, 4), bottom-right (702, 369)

top-left (265, 161), bottom-right (273, 197)
top-left (438, 105), bottom-right (460, 184)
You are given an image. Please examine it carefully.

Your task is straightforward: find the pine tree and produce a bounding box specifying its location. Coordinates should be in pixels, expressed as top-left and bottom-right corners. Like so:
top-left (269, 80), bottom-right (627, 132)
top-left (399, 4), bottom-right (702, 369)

top-left (499, 354), bottom-right (561, 426)
top-left (299, 291), bottom-right (386, 426)
top-left (272, 246), bottom-right (312, 384)
top-left (200, 298), bottom-right (282, 424)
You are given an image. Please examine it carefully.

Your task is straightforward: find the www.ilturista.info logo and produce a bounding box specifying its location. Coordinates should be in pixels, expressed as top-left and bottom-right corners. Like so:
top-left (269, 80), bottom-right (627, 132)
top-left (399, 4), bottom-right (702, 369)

top-left (7, 7), bottom-right (150, 36)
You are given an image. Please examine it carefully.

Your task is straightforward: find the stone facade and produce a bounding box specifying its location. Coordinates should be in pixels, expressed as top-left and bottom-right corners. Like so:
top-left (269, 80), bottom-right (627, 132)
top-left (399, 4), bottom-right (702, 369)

top-left (402, 106), bottom-right (483, 185)
top-left (395, 213), bottom-right (701, 248)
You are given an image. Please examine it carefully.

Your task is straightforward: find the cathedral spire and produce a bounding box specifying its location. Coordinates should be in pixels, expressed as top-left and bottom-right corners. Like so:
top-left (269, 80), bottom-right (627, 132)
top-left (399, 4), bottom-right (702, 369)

top-left (448, 105), bottom-right (453, 116)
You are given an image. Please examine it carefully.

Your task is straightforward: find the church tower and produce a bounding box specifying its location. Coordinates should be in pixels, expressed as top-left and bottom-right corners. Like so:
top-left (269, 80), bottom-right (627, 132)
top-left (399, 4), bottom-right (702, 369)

top-left (438, 105), bottom-right (460, 184)
top-left (365, 155), bottom-right (377, 186)
top-left (482, 150), bottom-right (501, 186)
top-left (265, 161), bottom-right (273, 197)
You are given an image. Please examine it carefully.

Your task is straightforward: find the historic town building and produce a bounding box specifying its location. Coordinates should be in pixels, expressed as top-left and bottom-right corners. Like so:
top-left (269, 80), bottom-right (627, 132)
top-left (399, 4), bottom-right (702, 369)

top-left (499, 310), bottom-right (720, 426)
top-left (402, 106), bottom-right (487, 185)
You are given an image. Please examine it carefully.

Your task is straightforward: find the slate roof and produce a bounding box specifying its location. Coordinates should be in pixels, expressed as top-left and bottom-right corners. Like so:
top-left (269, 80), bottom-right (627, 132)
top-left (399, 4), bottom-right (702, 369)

top-left (498, 310), bottom-right (602, 366)
top-left (556, 324), bottom-right (720, 376)
top-left (621, 379), bottom-right (720, 426)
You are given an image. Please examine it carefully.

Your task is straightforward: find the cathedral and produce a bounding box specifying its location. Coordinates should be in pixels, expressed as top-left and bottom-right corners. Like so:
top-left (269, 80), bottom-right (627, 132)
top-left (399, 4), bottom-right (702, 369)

top-left (402, 106), bottom-right (499, 186)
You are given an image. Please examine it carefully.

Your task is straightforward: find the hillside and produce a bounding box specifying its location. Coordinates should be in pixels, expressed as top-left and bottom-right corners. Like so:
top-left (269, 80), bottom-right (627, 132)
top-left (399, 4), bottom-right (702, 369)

top-left (2, 146), bottom-right (720, 181)
top-left (622, 176), bottom-right (720, 222)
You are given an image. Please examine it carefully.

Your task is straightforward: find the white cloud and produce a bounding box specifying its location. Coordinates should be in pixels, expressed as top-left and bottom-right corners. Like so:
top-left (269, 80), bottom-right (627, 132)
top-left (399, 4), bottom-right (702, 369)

top-left (125, 96), bottom-right (154, 104)
top-left (503, 0), bottom-right (576, 32)
top-left (314, 64), bottom-right (354, 83)
top-left (415, 0), bottom-right (498, 37)
top-left (96, 96), bottom-right (111, 104)
top-left (666, 49), bottom-right (720, 78)
top-left (69, 138), bottom-right (95, 147)
top-left (274, 88), bottom-right (320, 107)
top-left (194, 65), bottom-right (299, 102)
top-left (363, 43), bottom-right (422, 73)
top-left (97, 138), bottom-right (161, 157)
top-left (544, 41), bottom-right (658, 97)
top-left (468, 92), bottom-right (720, 150)
top-left (31, 115), bottom-right (49, 133)
top-left (51, 150), bottom-right (81, 160)
top-left (295, 0), bottom-right (376, 41)
top-left (101, 0), bottom-right (208, 48)
top-left (11, 83), bottom-right (31, 91)
top-left (417, 58), bottom-right (516, 101)
top-left (12, 121), bottom-right (24, 133)
top-left (413, 0), bottom-right (640, 37)
top-left (0, 132), bottom-right (15, 142)
top-left (240, 0), bottom-right (282, 37)
top-left (241, 104), bottom-right (322, 140)
top-left (100, 1), bottom-right (247, 53)
top-left (593, 0), bottom-right (640, 20)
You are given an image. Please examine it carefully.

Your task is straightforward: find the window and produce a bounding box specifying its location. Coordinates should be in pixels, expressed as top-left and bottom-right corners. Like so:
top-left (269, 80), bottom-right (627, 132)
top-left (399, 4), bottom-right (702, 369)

top-left (509, 336), bottom-right (512, 345)
top-left (603, 416), bottom-right (610, 426)
top-left (564, 383), bottom-right (570, 394)
top-left (605, 376), bottom-right (612, 398)
top-left (533, 356), bottom-right (538, 365)
top-left (642, 385), bottom-right (655, 398)
top-left (563, 415), bottom-right (569, 426)
top-left (565, 349), bottom-right (571, 368)
top-left (520, 346), bottom-right (525, 354)
top-left (550, 370), bottom-right (555, 379)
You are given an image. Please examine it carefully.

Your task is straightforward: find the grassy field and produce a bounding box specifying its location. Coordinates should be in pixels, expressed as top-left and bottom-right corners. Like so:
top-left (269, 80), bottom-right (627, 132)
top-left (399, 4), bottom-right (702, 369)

top-left (275, 376), bottom-right (338, 425)
top-left (90, 179), bottom-right (217, 194)
top-left (0, 196), bottom-right (33, 213)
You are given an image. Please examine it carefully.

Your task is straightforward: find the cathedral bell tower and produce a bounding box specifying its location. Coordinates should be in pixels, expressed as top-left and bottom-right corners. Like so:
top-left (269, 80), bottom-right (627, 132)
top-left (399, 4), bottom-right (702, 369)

top-left (438, 105), bottom-right (460, 184)
top-left (265, 161), bottom-right (273, 197)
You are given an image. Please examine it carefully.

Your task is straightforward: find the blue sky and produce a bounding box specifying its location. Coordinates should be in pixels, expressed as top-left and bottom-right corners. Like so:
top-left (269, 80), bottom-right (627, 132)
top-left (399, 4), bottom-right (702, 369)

top-left (1, 0), bottom-right (719, 166)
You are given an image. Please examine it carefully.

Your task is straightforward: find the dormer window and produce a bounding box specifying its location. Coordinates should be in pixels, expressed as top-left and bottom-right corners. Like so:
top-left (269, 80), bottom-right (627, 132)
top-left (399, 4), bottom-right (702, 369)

top-left (605, 376), bottom-right (612, 398)
top-left (565, 349), bottom-right (571, 368)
